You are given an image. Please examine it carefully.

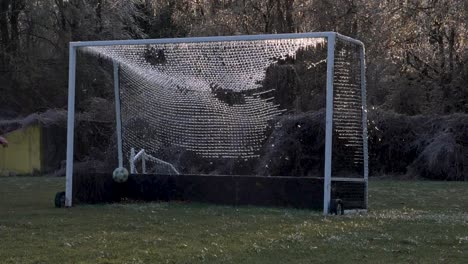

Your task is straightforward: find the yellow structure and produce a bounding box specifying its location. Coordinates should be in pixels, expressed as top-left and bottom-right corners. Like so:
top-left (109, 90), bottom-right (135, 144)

top-left (0, 125), bottom-right (42, 176)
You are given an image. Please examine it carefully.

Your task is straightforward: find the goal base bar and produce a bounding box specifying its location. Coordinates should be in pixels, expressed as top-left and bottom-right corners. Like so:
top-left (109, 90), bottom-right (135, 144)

top-left (72, 173), bottom-right (366, 211)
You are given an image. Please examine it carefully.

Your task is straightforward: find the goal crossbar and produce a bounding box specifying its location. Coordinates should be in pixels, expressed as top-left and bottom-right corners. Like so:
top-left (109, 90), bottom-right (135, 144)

top-left (69, 32), bottom-right (364, 47)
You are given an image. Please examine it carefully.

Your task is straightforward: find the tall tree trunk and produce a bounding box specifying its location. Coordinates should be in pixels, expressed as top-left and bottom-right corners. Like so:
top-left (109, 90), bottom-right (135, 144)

top-left (55, 0), bottom-right (70, 51)
top-left (275, 0), bottom-right (283, 32)
top-left (9, 0), bottom-right (25, 56)
top-left (285, 0), bottom-right (294, 32)
top-left (263, 0), bottom-right (275, 33)
top-left (0, 0), bottom-right (10, 67)
top-left (448, 27), bottom-right (455, 79)
top-left (96, 0), bottom-right (103, 34)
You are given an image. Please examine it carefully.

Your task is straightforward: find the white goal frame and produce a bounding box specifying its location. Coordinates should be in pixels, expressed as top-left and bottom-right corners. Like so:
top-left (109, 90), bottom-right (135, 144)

top-left (65, 32), bottom-right (368, 215)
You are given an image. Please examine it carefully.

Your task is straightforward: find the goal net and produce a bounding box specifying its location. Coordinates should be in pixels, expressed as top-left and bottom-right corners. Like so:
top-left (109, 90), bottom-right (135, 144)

top-left (67, 33), bottom-right (368, 214)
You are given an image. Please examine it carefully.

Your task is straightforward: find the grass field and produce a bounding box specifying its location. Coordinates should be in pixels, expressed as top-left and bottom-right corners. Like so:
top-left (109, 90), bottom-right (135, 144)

top-left (0, 177), bottom-right (467, 263)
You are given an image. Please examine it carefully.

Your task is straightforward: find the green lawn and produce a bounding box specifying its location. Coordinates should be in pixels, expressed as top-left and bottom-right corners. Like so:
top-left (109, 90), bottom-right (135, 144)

top-left (0, 177), bottom-right (467, 264)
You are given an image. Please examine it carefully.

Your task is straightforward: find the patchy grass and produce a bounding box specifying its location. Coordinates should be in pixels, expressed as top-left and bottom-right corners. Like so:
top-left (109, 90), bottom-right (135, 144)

top-left (0, 177), bottom-right (467, 263)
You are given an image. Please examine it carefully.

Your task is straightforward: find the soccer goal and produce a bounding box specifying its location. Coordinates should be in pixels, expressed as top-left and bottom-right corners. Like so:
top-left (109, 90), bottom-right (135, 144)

top-left (66, 32), bottom-right (368, 215)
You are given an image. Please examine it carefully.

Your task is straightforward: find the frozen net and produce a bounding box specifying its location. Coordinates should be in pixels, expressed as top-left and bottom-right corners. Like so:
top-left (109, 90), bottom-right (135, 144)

top-left (332, 38), bottom-right (365, 178)
top-left (82, 38), bottom-right (327, 165)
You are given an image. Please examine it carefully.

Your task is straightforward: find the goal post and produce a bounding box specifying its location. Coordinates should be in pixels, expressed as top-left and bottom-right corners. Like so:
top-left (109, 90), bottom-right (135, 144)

top-left (113, 62), bottom-right (123, 168)
top-left (65, 32), bottom-right (367, 214)
top-left (65, 45), bottom-right (76, 208)
top-left (323, 33), bottom-right (336, 215)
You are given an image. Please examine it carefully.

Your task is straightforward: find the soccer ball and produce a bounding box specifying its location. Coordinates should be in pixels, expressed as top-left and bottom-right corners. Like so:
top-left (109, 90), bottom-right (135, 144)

top-left (112, 167), bottom-right (129, 183)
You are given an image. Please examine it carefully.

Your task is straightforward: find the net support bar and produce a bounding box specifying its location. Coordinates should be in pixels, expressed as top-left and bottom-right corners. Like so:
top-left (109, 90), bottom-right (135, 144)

top-left (65, 45), bottom-right (77, 207)
top-left (113, 62), bottom-right (123, 168)
top-left (323, 34), bottom-right (336, 215)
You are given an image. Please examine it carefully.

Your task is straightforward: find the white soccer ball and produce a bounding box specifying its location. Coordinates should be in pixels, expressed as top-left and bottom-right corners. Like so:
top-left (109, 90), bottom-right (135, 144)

top-left (112, 167), bottom-right (129, 183)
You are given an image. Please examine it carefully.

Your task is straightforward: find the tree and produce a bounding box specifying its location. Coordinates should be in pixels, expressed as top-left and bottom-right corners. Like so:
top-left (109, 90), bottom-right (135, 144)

top-left (0, 0), bottom-right (146, 113)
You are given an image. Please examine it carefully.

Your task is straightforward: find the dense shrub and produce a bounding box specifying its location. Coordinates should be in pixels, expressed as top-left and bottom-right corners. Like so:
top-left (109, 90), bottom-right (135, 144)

top-left (256, 110), bottom-right (326, 177)
top-left (369, 110), bottom-right (467, 180)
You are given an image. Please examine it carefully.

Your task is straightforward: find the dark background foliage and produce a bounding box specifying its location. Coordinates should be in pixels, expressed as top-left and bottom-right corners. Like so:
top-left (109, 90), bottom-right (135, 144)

top-left (0, 0), bottom-right (466, 179)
